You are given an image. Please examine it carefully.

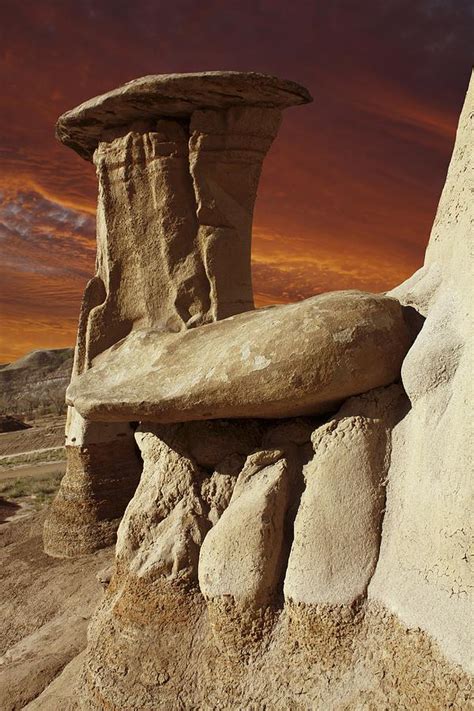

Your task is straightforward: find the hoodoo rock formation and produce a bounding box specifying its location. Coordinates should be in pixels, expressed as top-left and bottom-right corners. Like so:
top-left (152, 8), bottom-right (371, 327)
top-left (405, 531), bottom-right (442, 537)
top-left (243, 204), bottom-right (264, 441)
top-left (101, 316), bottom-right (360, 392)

top-left (46, 71), bottom-right (472, 709)
top-left (44, 72), bottom-right (310, 557)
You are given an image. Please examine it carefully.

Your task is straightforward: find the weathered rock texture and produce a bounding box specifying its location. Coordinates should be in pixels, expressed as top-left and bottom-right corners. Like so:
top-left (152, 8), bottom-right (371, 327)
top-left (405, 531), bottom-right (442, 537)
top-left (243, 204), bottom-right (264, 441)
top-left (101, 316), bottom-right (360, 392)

top-left (46, 72), bottom-right (473, 708)
top-left (56, 71), bottom-right (311, 160)
top-left (0, 511), bottom-right (113, 711)
top-left (367, 70), bottom-right (474, 673)
top-left (67, 290), bottom-right (412, 422)
top-left (284, 385), bottom-right (406, 607)
top-left (77, 396), bottom-right (471, 709)
top-left (45, 73), bottom-right (310, 557)
top-left (199, 449), bottom-right (293, 607)
top-left (43, 408), bottom-right (141, 558)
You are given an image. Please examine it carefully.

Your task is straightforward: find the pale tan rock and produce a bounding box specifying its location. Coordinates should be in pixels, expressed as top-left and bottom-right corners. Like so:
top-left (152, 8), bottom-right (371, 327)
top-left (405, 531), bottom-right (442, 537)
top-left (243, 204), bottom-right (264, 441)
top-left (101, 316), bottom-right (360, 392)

top-left (67, 290), bottom-right (412, 422)
top-left (55, 71), bottom-right (311, 160)
top-left (284, 385), bottom-right (406, 606)
top-left (116, 421), bottom-right (267, 582)
top-left (369, 72), bottom-right (474, 672)
top-left (116, 425), bottom-right (208, 582)
top-left (200, 469), bottom-right (237, 526)
top-left (174, 418), bottom-right (263, 469)
top-left (198, 450), bottom-right (292, 606)
top-left (262, 416), bottom-right (320, 448)
top-left (41, 71), bottom-right (474, 707)
top-left (86, 118), bottom-right (210, 351)
top-left (49, 72), bottom-right (309, 559)
top-left (189, 106), bottom-right (281, 317)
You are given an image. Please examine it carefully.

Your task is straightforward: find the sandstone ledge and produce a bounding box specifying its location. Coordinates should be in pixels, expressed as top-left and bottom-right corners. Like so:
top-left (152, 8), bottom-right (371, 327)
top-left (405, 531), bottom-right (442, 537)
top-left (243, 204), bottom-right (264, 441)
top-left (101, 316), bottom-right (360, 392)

top-left (56, 71), bottom-right (312, 160)
top-left (67, 290), bottom-right (412, 423)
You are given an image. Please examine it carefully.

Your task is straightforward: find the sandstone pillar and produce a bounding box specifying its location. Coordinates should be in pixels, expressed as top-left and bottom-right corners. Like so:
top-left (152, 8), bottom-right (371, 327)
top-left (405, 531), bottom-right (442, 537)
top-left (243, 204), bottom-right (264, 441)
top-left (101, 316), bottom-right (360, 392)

top-left (189, 106), bottom-right (281, 318)
top-left (45, 72), bottom-right (311, 557)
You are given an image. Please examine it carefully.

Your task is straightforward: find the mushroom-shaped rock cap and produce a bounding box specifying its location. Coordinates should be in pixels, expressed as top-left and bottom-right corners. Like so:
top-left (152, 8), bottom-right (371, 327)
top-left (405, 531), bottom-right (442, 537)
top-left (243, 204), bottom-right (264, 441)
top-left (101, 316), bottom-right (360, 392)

top-left (56, 71), bottom-right (312, 160)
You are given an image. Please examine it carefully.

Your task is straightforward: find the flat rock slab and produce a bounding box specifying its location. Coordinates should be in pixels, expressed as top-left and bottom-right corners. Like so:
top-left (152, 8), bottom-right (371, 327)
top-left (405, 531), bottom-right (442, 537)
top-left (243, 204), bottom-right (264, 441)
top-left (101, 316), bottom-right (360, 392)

top-left (56, 71), bottom-right (312, 160)
top-left (67, 290), bottom-right (412, 423)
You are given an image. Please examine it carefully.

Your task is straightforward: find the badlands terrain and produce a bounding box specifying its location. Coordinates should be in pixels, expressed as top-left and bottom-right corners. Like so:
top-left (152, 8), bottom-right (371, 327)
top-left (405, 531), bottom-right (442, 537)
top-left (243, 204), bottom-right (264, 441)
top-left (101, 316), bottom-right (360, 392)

top-left (0, 69), bottom-right (472, 710)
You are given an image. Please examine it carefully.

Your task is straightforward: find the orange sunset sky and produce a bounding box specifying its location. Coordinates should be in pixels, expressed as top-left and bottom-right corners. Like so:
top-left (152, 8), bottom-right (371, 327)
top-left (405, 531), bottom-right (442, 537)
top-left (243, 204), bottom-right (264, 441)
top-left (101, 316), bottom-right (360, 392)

top-left (0, 1), bottom-right (472, 362)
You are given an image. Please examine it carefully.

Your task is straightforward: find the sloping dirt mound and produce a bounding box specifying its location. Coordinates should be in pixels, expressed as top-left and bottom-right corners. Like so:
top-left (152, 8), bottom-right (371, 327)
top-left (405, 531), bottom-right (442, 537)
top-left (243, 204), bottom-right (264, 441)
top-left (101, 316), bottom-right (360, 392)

top-left (0, 421), bottom-right (65, 458)
top-left (0, 417), bottom-right (31, 433)
top-left (0, 348), bottom-right (73, 418)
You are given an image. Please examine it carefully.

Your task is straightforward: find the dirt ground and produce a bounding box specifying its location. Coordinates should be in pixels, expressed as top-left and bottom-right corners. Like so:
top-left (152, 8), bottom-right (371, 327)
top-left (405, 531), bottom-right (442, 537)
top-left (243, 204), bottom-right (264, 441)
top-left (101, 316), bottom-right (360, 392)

top-left (0, 416), bottom-right (65, 458)
top-left (0, 416), bottom-right (66, 524)
top-left (0, 414), bottom-right (112, 710)
top-left (0, 510), bottom-right (113, 711)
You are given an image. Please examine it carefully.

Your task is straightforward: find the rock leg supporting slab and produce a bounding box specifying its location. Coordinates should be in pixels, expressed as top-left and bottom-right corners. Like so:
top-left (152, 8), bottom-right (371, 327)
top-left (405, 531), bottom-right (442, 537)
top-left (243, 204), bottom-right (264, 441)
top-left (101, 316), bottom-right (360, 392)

top-left (43, 409), bottom-right (141, 557)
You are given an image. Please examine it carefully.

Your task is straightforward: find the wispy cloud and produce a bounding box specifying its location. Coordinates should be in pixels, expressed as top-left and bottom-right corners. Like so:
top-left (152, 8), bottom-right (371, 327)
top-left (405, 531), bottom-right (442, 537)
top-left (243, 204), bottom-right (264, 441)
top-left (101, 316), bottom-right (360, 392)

top-left (0, 0), bottom-right (471, 360)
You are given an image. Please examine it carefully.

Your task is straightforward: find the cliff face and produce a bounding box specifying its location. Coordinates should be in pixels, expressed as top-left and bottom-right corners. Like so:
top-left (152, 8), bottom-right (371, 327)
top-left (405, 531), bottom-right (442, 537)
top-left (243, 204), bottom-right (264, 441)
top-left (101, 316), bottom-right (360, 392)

top-left (70, 75), bottom-right (473, 710)
top-left (0, 348), bottom-right (73, 417)
top-left (369, 70), bottom-right (474, 673)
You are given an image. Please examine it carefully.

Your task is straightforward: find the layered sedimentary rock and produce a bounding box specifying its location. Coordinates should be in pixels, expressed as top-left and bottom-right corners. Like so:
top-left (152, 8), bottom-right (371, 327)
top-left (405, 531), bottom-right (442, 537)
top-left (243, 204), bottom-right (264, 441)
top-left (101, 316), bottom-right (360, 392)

top-left (43, 409), bottom-right (141, 558)
top-left (48, 72), bottom-right (472, 708)
top-left (189, 106), bottom-right (281, 317)
top-left (67, 290), bottom-right (412, 422)
top-left (55, 71), bottom-right (311, 160)
top-left (0, 347), bottom-right (73, 417)
top-left (46, 72), bottom-right (309, 557)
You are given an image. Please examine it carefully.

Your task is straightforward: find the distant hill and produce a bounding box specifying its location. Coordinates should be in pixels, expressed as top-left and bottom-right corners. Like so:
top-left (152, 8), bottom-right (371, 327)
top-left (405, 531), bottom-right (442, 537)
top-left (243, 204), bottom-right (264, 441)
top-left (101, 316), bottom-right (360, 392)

top-left (0, 348), bottom-right (74, 417)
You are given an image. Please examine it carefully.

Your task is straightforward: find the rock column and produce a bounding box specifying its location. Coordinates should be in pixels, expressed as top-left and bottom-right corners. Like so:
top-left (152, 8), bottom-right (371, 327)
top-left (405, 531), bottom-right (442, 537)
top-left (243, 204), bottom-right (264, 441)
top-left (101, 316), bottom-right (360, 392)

top-left (189, 107), bottom-right (281, 319)
top-left (45, 72), bottom-right (310, 557)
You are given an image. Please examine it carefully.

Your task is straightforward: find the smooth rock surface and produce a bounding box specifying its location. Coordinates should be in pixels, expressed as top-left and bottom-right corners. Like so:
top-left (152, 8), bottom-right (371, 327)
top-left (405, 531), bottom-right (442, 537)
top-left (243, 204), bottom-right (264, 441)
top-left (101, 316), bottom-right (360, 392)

top-left (116, 425), bottom-right (208, 583)
top-left (284, 385), bottom-right (406, 606)
top-left (67, 290), bottom-right (412, 423)
top-left (368, 72), bottom-right (474, 672)
top-left (199, 450), bottom-right (292, 606)
top-left (56, 71), bottom-right (312, 160)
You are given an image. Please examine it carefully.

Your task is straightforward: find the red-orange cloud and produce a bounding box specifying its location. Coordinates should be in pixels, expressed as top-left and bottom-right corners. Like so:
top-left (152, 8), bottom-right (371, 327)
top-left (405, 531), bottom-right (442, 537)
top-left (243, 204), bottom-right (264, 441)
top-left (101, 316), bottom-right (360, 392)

top-left (0, 0), bottom-right (472, 361)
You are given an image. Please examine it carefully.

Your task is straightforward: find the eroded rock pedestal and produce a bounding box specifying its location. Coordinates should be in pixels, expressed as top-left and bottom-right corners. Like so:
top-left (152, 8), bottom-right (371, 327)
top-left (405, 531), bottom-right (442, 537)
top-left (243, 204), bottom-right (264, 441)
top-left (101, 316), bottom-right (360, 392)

top-left (48, 71), bottom-right (472, 708)
top-left (45, 72), bottom-right (310, 557)
top-left (79, 387), bottom-right (471, 709)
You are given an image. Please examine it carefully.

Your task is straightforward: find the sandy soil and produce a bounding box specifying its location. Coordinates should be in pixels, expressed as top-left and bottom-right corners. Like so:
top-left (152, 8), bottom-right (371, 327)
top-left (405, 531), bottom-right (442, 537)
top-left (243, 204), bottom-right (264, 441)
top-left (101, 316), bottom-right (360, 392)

top-left (0, 415), bottom-right (114, 709)
top-left (0, 510), bottom-right (113, 711)
top-left (0, 418), bottom-right (65, 457)
top-left (0, 461), bottom-right (66, 482)
top-left (0, 417), bottom-right (67, 525)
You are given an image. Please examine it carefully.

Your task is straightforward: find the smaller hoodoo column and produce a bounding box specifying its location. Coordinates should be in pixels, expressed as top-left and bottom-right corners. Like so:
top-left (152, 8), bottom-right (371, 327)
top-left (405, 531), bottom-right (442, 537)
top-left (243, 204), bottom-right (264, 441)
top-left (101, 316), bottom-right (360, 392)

top-left (44, 72), bottom-right (312, 557)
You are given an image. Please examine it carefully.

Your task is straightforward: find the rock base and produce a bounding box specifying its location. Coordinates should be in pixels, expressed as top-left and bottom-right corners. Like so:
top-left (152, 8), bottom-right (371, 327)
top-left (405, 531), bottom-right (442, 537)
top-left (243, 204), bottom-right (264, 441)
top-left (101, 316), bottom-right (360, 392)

top-left (77, 574), bottom-right (471, 710)
top-left (44, 439), bottom-right (141, 557)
